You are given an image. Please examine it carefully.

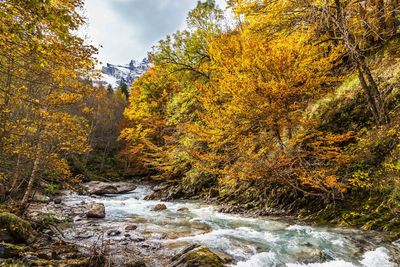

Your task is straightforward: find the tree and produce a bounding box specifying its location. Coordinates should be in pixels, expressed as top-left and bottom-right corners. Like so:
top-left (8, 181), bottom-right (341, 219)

top-left (119, 80), bottom-right (129, 99)
top-left (187, 28), bottom-right (353, 198)
top-left (230, 0), bottom-right (400, 125)
top-left (119, 67), bottom-right (178, 175)
top-left (120, 0), bottom-right (225, 180)
top-left (107, 84), bottom-right (114, 93)
top-left (0, 0), bottom-right (98, 206)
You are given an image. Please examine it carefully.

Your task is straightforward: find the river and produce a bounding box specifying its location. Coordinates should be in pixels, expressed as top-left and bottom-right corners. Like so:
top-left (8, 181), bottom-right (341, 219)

top-left (61, 184), bottom-right (399, 266)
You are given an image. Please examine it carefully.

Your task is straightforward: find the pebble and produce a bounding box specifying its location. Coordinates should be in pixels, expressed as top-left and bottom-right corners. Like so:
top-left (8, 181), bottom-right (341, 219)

top-left (107, 229), bottom-right (121, 236)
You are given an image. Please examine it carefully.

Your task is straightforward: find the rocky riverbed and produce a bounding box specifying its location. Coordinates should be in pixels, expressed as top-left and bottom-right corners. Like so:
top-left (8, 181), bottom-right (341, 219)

top-left (19, 182), bottom-right (398, 266)
top-left (2, 181), bottom-right (396, 266)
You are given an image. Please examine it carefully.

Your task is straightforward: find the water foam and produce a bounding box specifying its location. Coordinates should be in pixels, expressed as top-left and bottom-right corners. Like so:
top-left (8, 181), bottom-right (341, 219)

top-left (236, 252), bottom-right (279, 267)
top-left (360, 247), bottom-right (395, 267)
top-left (286, 260), bottom-right (356, 267)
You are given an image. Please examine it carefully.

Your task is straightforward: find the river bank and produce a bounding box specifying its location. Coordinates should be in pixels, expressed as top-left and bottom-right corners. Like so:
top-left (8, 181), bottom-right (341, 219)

top-left (35, 183), bottom-right (400, 265)
top-left (2, 181), bottom-right (400, 266)
top-left (145, 180), bottom-right (400, 243)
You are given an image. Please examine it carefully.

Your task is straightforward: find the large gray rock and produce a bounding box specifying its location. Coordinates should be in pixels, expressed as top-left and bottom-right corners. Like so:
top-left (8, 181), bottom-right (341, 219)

top-left (112, 182), bottom-right (137, 194)
top-left (81, 181), bottom-right (136, 195)
top-left (86, 203), bottom-right (105, 218)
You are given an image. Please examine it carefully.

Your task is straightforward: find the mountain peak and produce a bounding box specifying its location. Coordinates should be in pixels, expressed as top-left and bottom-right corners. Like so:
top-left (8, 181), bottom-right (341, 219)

top-left (98, 58), bottom-right (152, 88)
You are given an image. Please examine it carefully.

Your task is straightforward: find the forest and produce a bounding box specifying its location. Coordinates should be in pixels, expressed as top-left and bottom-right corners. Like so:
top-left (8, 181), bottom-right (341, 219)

top-left (1, 0), bottom-right (400, 266)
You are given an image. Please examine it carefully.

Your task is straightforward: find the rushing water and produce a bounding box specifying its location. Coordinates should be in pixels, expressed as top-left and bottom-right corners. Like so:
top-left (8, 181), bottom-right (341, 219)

top-left (62, 185), bottom-right (399, 267)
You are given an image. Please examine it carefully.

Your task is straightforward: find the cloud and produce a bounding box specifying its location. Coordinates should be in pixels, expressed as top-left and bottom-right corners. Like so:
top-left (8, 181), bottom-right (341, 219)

top-left (84, 0), bottom-right (227, 66)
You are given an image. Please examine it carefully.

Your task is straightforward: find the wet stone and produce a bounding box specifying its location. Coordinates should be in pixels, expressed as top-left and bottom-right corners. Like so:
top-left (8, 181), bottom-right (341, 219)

top-left (177, 207), bottom-right (189, 212)
top-left (86, 203), bottom-right (105, 218)
top-left (129, 234), bottom-right (145, 242)
top-left (125, 225), bottom-right (138, 231)
top-left (108, 229), bottom-right (121, 236)
top-left (151, 204), bottom-right (167, 211)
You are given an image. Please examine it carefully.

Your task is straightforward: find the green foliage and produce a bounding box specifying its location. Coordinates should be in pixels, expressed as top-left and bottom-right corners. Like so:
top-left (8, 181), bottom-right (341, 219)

top-left (182, 168), bottom-right (216, 194)
top-left (119, 80), bottom-right (129, 99)
top-left (0, 213), bottom-right (33, 243)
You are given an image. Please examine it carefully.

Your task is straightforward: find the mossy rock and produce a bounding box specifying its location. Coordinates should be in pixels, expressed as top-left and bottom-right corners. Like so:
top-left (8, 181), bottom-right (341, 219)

top-left (182, 247), bottom-right (224, 267)
top-left (0, 213), bottom-right (33, 243)
top-left (171, 245), bottom-right (224, 267)
top-left (0, 243), bottom-right (25, 258)
top-left (62, 258), bottom-right (90, 266)
top-left (24, 258), bottom-right (55, 267)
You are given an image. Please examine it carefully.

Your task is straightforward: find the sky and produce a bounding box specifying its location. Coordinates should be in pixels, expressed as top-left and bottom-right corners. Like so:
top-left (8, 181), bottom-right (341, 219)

top-left (83, 0), bottom-right (227, 66)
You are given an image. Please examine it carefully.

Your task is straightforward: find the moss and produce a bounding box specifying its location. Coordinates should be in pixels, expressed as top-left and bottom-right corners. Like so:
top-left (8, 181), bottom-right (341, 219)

top-left (183, 247), bottom-right (224, 267)
top-left (0, 243), bottom-right (25, 258)
top-left (0, 213), bottom-right (33, 243)
top-left (24, 259), bottom-right (55, 267)
top-left (62, 258), bottom-right (90, 266)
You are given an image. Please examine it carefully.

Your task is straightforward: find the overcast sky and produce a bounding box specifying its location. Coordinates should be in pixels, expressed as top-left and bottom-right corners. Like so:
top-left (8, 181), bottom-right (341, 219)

top-left (83, 0), bottom-right (227, 66)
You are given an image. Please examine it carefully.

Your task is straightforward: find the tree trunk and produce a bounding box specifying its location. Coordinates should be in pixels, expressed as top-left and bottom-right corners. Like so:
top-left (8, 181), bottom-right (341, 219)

top-left (7, 153), bottom-right (22, 196)
top-left (99, 140), bottom-right (110, 173)
top-left (20, 142), bottom-right (41, 207)
top-left (357, 58), bottom-right (388, 125)
top-left (331, 0), bottom-right (388, 125)
top-left (358, 69), bottom-right (380, 123)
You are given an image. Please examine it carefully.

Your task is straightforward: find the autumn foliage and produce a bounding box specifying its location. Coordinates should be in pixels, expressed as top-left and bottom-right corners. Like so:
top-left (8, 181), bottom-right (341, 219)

top-left (116, 0), bottom-right (400, 200)
top-left (0, 0), bottom-right (99, 205)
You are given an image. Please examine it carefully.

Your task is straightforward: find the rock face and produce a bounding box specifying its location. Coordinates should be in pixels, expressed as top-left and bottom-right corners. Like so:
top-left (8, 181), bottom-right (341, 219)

top-left (0, 213), bottom-right (33, 243)
top-left (151, 204), bottom-right (167, 211)
top-left (169, 244), bottom-right (224, 267)
top-left (86, 203), bottom-right (106, 218)
top-left (81, 181), bottom-right (136, 195)
top-left (99, 58), bottom-right (151, 88)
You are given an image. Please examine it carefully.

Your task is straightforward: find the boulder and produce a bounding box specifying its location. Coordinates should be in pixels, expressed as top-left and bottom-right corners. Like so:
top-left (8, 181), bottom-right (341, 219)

top-left (177, 207), bottom-right (189, 212)
top-left (151, 204), bottom-right (167, 211)
top-left (0, 212), bottom-right (33, 243)
top-left (81, 181), bottom-right (118, 195)
top-left (86, 203), bottom-right (105, 218)
top-left (112, 182), bottom-right (137, 194)
top-left (169, 244), bottom-right (224, 267)
top-left (81, 181), bottom-right (136, 195)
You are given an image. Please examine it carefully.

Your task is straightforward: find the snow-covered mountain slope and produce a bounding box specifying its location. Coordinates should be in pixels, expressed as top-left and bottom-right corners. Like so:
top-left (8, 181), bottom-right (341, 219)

top-left (97, 58), bottom-right (151, 88)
